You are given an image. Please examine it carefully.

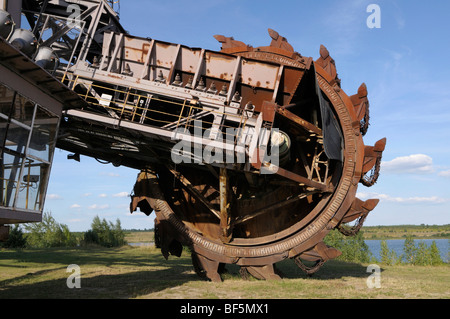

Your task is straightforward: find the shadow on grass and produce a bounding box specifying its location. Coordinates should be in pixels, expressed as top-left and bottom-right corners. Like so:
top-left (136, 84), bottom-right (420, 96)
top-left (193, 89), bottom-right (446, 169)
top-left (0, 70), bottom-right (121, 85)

top-left (0, 247), bottom-right (385, 298)
top-left (0, 268), bottom-right (200, 299)
top-left (278, 259), bottom-right (385, 280)
top-left (221, 258), bottom-right (384, 281)
top-left (0, 246), bottom-right (183, 269)
top-left (0, 247), bottom-right (200, 298)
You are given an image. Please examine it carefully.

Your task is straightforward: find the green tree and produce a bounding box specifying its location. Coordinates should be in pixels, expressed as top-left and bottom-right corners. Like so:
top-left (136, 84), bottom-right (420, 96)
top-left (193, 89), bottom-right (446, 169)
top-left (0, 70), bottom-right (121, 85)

top-left (324, 229), bottom-right (372, 263)
top-left (83, 216), bottom-right (126, 247)
top-left (83, 229), bottom-right (99, 245)
top-left (112, 219), bottom-right (125, 246)
top-left (415, 241), bottom-right (430, 266)
top-left (323, 228), bottom-right (343, 250)
top-left (447, 239), bottom-right (450, 263)
top-left (402, 236), bottom-right (417, 264)
top-left (24, 211), bottom-right (77, 248)
top-left (429, 241), bottom-right (443, 265)
top-left (1, 225), bottom-right (27, 248)
top-left (342, 232), bottom-right (371, 263)
top-left (400, 237), bottom-right (443, 266)
top-left (380, 240), bottom-right (398, 265)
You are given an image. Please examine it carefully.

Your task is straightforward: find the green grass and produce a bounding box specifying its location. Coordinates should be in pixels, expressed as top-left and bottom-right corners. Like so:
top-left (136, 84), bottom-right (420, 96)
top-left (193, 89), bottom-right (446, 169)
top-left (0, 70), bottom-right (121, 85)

top-left (124, 231), bottom-right (154, 243)
top-left (1, 246), bottom-right (448, 299)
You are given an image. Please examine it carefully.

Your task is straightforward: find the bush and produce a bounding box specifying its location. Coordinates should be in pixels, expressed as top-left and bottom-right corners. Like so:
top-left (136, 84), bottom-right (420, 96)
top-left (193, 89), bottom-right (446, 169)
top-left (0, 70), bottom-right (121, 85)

top-left (415, 241), bottom-right (430, 265)
top-left (24, 211), bottom-right (78, 248)
top-left (429, 241), bottom-right (444, 265)
top-left (324, 229), bottom-right (372, 263)
top-left (83, 216), bottom-right (126, 248)
top-left (400, 236), bottom-right (443, 265)
top-left (1, 225), bottom-right (27, 249)
top-left (380, 240), bottom-right (399, 265)
top-left (83, 229), bottom-right (99, 245)
top-left (415, 240), bottom-right (443, 266)
top-left (402, 236), bottom-right (416, 264)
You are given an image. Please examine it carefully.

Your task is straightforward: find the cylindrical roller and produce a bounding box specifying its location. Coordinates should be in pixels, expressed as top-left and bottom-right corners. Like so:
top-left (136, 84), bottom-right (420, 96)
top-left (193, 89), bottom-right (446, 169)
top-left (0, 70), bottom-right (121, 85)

top-left (0, 9), bottom-right (14, 40)
top-left (9, 28), bottom-right (37, 57)
top-left (35, 46), bottom-right (59, 70)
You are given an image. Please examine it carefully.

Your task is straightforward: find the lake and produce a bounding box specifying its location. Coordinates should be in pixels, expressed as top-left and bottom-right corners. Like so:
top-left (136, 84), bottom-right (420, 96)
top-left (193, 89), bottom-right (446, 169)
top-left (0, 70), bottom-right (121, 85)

top-left (128, 240), bottom-right (449, 263)
top-left (365, 238), bottom-right (449, 263)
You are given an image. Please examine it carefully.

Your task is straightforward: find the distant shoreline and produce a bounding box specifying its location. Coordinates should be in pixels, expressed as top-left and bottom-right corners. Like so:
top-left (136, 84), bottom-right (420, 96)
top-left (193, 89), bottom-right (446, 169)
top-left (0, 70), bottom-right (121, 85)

top-left (122, 225), bottom-right (450, 242)
top-left (360, 224), bottom-right (450, 240)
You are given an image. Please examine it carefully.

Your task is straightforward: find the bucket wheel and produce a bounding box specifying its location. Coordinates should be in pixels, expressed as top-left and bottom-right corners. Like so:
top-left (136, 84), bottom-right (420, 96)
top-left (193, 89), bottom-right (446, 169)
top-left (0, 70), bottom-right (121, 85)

top-left (130, 43), bottom-right (386, 282)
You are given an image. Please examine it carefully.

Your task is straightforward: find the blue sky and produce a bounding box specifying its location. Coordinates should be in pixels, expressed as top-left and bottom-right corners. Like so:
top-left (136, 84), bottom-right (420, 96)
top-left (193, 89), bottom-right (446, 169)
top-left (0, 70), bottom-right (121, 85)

top-left (44, 0), bottom-right (450, 231)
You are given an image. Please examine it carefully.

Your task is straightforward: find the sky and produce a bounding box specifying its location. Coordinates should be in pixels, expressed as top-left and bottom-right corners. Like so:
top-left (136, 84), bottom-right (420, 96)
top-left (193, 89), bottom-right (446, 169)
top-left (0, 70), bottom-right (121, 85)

top-left (44, 0), bottom-right (450, 231)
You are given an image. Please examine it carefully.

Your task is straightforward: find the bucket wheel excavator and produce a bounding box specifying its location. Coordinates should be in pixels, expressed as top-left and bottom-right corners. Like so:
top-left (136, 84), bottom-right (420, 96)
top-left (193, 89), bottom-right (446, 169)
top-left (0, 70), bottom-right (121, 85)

top-left (0, 0), bottom-right (386, 281)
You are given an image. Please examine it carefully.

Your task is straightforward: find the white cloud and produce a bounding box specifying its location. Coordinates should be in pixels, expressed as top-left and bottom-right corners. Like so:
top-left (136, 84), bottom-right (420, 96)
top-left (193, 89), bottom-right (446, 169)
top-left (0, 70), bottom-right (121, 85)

top-left (88, 204), bottom-right (110, 210)
top-left (113, 192), bottom-right (130, 198)
top-left (46, 194), bottom-right (62, 200)
top-left (70, 204), bottom-right (81, 209)
top-left (381, 154), bottom-right (434, 174)
top-left (438, 170), bottom-right (450, 178)
top-left (83, 193), bottom-right (92, 197)
top-left (357, 192), bottom-right (446, 204)
top-left (99, 193), bottom-right (108, 198)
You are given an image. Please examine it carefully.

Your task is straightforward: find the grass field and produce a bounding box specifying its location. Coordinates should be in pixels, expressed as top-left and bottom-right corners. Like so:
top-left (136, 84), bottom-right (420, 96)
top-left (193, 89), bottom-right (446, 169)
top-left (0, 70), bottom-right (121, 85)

top-left (0, 245), bottom-right (448, 299)
top-left (124, 231), bottom-right (154, 243)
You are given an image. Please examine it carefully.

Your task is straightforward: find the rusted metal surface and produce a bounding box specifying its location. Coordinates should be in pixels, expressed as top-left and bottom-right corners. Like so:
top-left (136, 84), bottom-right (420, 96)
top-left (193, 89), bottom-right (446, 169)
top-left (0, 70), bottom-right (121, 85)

top-left (0, 225), bottom-right (9, 242)
top-left (0, 1), bottom-right (387, 282)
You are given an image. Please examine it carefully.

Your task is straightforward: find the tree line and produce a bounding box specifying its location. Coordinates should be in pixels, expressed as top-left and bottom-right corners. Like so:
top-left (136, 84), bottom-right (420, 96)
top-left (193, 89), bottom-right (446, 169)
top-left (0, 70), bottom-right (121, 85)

top-left (1, 212), bottom-right (126, 248)
top-left (379, 236), bottom-right (445, 266)
top-left (1, 215), bottom-right (447, 266)
top-left (324, 230), bottom-right (446, 266)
